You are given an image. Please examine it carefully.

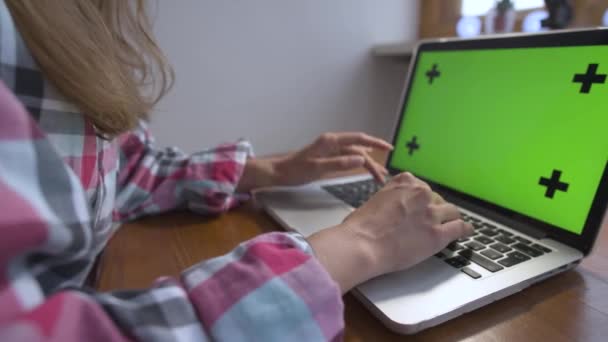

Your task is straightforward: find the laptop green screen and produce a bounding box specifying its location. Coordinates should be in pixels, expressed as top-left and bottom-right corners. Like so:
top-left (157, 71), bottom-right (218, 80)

top-left (389, 46), bottom-right (608, 235)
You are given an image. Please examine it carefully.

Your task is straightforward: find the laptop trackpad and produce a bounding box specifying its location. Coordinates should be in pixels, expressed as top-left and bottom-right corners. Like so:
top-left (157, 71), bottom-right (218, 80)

top-left (255, 186), bottom-right (353, 237)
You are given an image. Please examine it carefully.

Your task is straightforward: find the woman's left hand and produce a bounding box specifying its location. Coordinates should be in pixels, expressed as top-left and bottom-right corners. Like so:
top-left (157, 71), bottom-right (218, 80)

top-left (237, 132), bottom-right (393, 192)
top-left (273, 132), bottom-right (393, 185)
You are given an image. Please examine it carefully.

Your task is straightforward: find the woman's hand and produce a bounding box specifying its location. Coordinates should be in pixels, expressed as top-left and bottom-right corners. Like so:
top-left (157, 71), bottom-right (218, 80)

top-left (273, 132), bottom-right (393, 185)
top-left (308, 172), bottom-right (473, 293)
top-left (237, 132), bottom-right (393, 192)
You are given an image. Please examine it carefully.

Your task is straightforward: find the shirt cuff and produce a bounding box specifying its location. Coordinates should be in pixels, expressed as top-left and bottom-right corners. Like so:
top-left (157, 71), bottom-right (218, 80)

top-left (186, 139), bottom-right (254, 213)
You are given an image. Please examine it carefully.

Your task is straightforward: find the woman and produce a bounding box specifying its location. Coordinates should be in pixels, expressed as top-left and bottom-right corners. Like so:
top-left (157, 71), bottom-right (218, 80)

top-left (0, 1), bottom-right (472, 341)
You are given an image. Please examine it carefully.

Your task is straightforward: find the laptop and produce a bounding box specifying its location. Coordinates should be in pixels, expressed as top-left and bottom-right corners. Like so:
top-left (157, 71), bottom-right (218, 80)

top-left (255, 28), bottom-right (608, 334)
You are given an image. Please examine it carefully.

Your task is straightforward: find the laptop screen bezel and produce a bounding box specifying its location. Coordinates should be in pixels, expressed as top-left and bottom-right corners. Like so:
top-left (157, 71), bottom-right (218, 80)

top-left (386, 29), bottom-right (608, 256)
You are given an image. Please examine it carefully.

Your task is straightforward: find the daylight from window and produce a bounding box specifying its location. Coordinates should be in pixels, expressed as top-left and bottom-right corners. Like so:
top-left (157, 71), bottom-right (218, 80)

top-left (462, 0), bottom-right (545, 16)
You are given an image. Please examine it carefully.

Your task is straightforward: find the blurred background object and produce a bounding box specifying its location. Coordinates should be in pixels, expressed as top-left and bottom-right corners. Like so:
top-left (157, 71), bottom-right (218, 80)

top-left (541, 0), bottom-right (573, 29)
top-left (457, 16), bottom-right (483, 38)
top-left (484, 0), bottom-right (516, 34)
top-left (523, 9), bottom-right (549, 32)
top-left (422, 0), bottom-right (608, 39)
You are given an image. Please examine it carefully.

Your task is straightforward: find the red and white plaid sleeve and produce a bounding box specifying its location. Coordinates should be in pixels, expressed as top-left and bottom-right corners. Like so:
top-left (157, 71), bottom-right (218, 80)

top-left (114, 121), bottom-right (253, 222)
top-left (0, 80), bottom-right (344, 341)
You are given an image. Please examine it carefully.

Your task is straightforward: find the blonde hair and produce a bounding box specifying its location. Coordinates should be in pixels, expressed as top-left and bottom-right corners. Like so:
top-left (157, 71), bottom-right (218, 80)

top-left (5, 0), bottom-right (173, 137)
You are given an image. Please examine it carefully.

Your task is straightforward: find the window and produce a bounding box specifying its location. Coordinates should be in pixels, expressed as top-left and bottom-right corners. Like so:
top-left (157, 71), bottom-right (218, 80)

top-left (461, 0), bottom-right (545, 16)
top-left (420, 0), bottom-right (608, 39)
top-left (522, 10), bottom-right (549, 32)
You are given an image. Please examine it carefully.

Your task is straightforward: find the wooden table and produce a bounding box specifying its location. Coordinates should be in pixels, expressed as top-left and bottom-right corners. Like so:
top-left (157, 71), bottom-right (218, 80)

top-left (97, 188), bottom-right (608, 341)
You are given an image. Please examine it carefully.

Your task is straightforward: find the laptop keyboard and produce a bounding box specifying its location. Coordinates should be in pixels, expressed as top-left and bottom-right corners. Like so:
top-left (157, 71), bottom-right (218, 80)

top-left (440, 212), bottom-right (553, 279)
top-left (323, 178), bottom-right (382, 208)
top-left (323, 179), bottom-right (554, 280)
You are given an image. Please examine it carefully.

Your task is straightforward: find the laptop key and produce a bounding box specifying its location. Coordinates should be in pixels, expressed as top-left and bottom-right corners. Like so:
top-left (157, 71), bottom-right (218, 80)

top-left (514, 236), bottom-right (532, 244)
top-left (483, 223), bottom-right (497, 229)
top-left (512, 243), bottom-right (544, 257)
top-left (445, 256), bottom-right (470, 268)
top-left (498, 254), bottom-right (525, 267)
top-left (474, 236), bottom-right (494, 245)
top-left (480, 248), bottom-right (503, 260)
top-left (465, 241), bottom-right (485, 251)
top-left (490, 243), bottom-right (512, 253)
top-left (480, 229), bottom-right (499, 237)
top-left (495, 235), bottom-right (516, 245)
top-left (447, 242), bottom-right (464, 251)
top-left (457, 237), bottom-right (470, 243)
top-left (498, 251), bottom-right (531, 267)
top-left (497, 229), bottom-right (513, 236)
top-left (509, 251), bottom-right (531, 261)
top-left (531, 243), bottom-right (552, 253)
top-left (459, 249), bottom-right (504, 272)
top-left (472, 221), bottom-right (484, 229)
top-left (461, 267), bottom-right (481, 279)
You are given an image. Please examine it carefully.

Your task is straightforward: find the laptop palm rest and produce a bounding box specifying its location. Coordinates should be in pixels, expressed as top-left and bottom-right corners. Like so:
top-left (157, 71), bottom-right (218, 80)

top-left (255, 186), bottom-right (353, 237)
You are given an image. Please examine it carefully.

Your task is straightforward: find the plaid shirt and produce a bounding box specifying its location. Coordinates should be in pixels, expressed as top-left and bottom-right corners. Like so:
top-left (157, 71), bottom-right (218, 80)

top-left (0, 2), bottom-right (343, 341)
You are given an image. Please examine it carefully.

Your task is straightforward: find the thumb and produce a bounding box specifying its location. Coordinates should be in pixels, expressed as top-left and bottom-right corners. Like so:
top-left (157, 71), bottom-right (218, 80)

top-left (435, 220), bottom-right (473, 246)
top-left (313, 155), bottom-right (365, 174)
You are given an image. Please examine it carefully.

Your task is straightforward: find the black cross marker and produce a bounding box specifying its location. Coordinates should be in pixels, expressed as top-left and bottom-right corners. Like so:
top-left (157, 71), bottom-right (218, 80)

top-left (572, 63), bottom-right (606, 94)
top-left (538, 170), bottom-right (569, 199)
top-left (406, 136), bottom-right (420, 156)
top-left (426, 64), bottom-right (441, 84)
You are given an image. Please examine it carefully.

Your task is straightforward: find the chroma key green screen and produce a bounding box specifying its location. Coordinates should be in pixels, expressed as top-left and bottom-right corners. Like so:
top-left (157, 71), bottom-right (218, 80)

top-left (389, 46), bottom-right (608, 235)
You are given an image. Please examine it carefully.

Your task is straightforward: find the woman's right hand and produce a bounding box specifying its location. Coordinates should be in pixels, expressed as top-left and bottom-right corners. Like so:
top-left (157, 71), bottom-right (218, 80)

top-left (308, 172), bottom-right (473, 293)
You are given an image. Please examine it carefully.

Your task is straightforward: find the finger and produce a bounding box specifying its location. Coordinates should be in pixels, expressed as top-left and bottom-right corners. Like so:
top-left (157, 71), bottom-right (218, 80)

top-left (363, 147), bottom-right (374, 154)
top-left (364, 157), bottom-right (387, 183)
top-left (361, 154), bottom-right (384, 183)
top-left (432, 203), bottom-right (460, 223)
top-left (435, 220), bottom-right (474, 246)
top-left (346, 145), bottom-right (375, 154)
top-left (431, 192), bottom-right (445, 204)
top-left (331, 132), bottom-right (393, 151)
top-left (368, 160), bottom-right (386, 184)
top-left (312, 155), bottom-right (365, 174)
top-left (342, 146), bottom-right (386, 183)
top-left (341, 145), bottom-right (385, 167)
top-left (392, 172), bottom-right (415, 184)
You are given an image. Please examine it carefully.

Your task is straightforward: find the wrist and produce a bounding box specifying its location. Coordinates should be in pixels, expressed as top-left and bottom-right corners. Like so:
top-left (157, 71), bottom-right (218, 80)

top-left (307, 222), bottom-right (377, 293)
top-left (236, 157), bottom-right (279, 192)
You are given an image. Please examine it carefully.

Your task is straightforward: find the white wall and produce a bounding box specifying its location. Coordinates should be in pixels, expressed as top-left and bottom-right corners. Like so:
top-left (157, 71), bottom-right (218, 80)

top-left (150, 0), bottom-right (418, 155)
